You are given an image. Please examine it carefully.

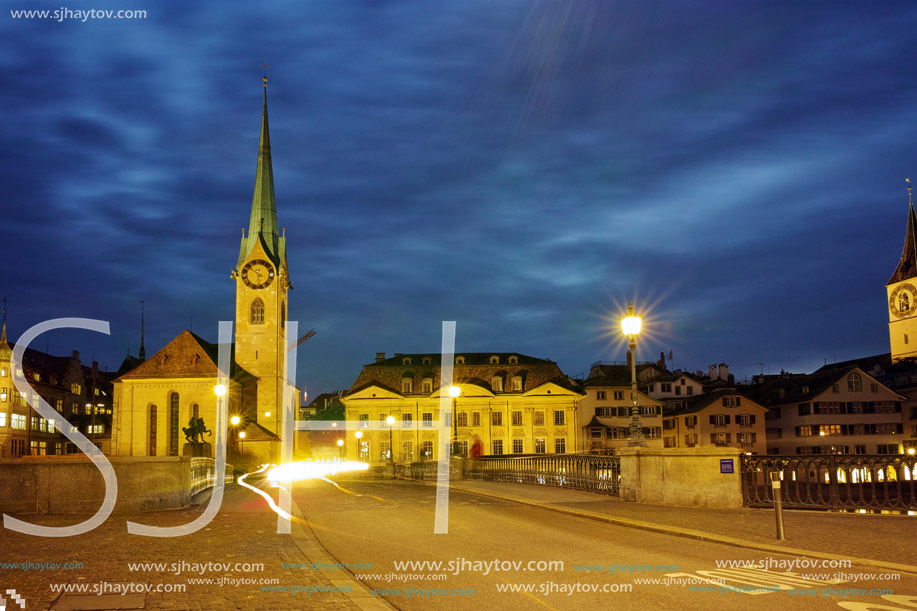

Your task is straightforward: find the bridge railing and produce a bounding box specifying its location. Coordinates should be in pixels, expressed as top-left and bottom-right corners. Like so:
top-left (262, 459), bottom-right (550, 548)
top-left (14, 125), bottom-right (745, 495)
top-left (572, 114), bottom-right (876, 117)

top-left (190, 457), bottom-right (235, 497)
top-left (475, 454), bottom-right (620, 496)
top-left (741, 454), bottom-right (917, 511)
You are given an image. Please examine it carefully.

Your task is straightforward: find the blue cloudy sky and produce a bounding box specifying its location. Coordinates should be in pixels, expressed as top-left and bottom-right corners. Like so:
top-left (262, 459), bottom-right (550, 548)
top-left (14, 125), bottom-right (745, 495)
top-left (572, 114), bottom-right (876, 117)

top-left (2, 1), bottom-right (917, 394)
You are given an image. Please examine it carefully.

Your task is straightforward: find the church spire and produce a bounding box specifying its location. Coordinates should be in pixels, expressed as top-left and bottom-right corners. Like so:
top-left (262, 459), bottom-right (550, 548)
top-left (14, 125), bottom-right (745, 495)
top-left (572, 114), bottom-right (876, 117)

top-left (237, 68), bottom-right (281, 268)
top-left (889, 178), bottom-right (917, 285)
top-left (139, 300), bottom-right (146, 362)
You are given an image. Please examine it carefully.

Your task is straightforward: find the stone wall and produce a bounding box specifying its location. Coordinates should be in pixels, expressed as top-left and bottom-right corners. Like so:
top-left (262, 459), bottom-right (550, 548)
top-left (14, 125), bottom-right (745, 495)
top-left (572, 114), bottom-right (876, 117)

top-left (617, 447), bottom-right (743, 508)
top-left (0, 455), bottom-right (191, 514)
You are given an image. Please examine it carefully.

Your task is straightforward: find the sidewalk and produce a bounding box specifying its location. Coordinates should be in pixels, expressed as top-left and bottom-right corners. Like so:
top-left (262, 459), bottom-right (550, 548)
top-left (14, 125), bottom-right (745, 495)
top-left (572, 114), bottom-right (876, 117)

top-left (0, 485), bottom-right (394, 611)
top-left (445, 479), bottom-right (917, 573)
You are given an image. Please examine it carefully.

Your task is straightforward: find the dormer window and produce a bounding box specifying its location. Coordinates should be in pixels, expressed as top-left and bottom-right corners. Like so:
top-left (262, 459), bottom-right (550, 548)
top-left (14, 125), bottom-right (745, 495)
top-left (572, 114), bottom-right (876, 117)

top-left (511, 376), bottom-right (522, 391)
top-left (456, 356), bottom-right (465, 365)
top-left (422, 357), bottom-right (432, 365)
top-left (508, 356), bottom-right (518, 364)
top-left (422, 378), bottom-right (433, 393)
top-left (402, 357), bottom-right (412, 365)
top-left (490, 356), bottom-right (500, 364)
top-left (491, 376), bottom-right (503, 392)
top-left (402, 378), bottom-right (413, 393)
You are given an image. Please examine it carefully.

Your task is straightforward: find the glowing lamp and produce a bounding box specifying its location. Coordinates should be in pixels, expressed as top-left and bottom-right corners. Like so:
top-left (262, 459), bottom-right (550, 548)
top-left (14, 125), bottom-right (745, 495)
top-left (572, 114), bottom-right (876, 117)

top-left (448, 385), bottom-right (461, 398)
top-left (620, 303), bottom-right (642, 337)
top-left (214, 384), bottom-right (227, 397)
top-left (336, 439), bottom-right (344, 447)
top-left (230, 415), bottom-right (241, 426)
top-left (264, 411), bottom-right (271, 417)
top-left (355, 431), bottom-right (363, 439)
top-left (386, 415), bottom-right (396, 425)
top-left (238, 431), bottom-right (246, 439)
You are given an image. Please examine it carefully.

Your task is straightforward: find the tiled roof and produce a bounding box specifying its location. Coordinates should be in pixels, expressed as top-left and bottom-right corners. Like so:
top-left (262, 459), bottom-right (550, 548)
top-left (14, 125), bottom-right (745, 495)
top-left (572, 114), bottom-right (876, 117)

top-left (345, 352), bottom-right (573, 396)
top-left (743, 367), bottom-right (858, 406)
top-left (666, 388), bottom-right (763, 416)
top-left (116, 330), bottom-right (253, 381)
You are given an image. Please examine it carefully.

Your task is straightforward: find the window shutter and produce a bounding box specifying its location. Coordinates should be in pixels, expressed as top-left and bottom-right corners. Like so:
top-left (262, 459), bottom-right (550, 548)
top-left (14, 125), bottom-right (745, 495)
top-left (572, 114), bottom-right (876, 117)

top-left (709, 415), bottom-right (715, 424)
top-left (725, 433), bottom-right (732, 443)
top-left (750, 415), bottom-right (756, 424)
top-left (736, 397), bottom-right (741, 406)
top-left (751, 433), bottom-right (757, 443)
top-left (724, 415), bottom-right (731, 425)
top-left (722, 397), bottom-right (728, 406)
top-left (710, 433), bottom-right (716, 443)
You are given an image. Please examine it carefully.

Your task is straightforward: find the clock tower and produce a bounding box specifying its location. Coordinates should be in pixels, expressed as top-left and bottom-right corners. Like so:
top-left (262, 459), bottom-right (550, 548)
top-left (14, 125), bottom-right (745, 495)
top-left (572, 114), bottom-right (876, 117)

top-left (232, 77), bottom-right (290, 434)
top-left (888, 180), bottom-right (917, 363)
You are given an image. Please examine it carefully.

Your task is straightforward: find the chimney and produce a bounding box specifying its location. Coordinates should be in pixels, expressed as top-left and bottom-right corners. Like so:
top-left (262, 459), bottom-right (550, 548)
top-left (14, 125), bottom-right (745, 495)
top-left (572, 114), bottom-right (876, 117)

top-left (658, 352), bottom-right (666, 369)
top-left (718, 363), bottom-right (729, 381)
top-left (375, 352), bottom-right (386, 363)
top-left (708, 365), bottom-right (716, 379)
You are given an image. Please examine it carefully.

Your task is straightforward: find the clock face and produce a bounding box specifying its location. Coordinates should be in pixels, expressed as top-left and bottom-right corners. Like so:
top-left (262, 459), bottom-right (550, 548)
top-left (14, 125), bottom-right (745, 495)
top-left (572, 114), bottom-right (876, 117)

top-left (889, 283), bottom-right (916, 319)
top-left (241, 259), bottom-right (275, 289)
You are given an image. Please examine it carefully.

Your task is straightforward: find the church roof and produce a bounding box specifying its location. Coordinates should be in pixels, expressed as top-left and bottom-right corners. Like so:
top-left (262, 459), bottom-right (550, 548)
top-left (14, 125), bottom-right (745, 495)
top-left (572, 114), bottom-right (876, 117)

top-left (115, 330), bottom-right (253, 382)
top-left (237, 85), bottom-right (284, 269)
top-left (888, 188), bottom-right (917, 285)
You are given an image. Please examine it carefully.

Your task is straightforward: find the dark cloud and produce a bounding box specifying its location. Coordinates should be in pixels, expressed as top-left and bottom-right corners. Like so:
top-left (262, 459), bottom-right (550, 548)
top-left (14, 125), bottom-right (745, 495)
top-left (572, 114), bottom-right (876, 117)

top-left (2, 1), bottom-right (917, 391)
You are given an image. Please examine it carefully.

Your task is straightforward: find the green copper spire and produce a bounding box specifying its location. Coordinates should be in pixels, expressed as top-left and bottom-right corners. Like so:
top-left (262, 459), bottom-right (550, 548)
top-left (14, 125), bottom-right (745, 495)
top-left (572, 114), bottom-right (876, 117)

top-left (889, 179), bottom-right (917, 285)
top-left (237, 76), bottom-right (282, 268)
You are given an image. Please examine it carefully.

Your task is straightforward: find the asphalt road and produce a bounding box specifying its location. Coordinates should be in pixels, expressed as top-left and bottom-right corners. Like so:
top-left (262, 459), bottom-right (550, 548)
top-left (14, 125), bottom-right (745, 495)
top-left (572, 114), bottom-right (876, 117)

top-left (290, 477), bottom-right (917, 611)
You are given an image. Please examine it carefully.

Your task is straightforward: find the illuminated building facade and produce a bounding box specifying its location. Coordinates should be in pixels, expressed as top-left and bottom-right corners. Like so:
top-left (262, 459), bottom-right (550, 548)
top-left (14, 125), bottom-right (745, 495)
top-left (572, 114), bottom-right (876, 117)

top-left (341, 352), bottom-right (581, 463)
top-left (662, 389), bottom-right (767, 454)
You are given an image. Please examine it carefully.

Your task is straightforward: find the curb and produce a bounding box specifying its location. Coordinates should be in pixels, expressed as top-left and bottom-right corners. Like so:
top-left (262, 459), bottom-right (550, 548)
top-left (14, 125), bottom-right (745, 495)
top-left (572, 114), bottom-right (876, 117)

top-left (444, 482), bottom-right (917, 576)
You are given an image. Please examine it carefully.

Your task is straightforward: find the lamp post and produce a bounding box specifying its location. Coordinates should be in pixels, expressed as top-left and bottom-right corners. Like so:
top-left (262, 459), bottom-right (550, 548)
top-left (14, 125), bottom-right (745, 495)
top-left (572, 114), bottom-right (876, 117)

top-left (337, 438), bottom-right (344, 460)
top-left (386, 415), bottom-right (396, 477)
top-left (238, 430), bottom-right (246, 456)
top-left (620, 302), bottom-right (646, 447)
top-left (448, 385), bottom-right (461, 456)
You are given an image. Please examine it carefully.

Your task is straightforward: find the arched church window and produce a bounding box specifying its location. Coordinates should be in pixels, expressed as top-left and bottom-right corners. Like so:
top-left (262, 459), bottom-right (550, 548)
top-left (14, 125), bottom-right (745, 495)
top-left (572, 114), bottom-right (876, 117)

top-left (251, 298), bottom-right (265, 325)
top-left (169, 392), bottom-right (179, 456)
top-left (148, 405), bottom-right (157, 456)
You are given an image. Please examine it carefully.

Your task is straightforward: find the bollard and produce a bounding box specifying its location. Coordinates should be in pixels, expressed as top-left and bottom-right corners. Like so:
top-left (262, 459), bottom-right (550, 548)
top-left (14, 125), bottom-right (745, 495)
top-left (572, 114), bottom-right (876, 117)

top-left (771, 471), bottom-right (786, 541)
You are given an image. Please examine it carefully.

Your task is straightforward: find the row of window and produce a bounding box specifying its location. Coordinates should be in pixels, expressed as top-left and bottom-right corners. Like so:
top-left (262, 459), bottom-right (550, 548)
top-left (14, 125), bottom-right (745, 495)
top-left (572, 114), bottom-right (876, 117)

top-left (358, 437), bottom-right (566, 461)
top-left (594, 406), bottom-right (660, 417)
top-left (401, 376), bottom-right (525, 394)
top-left (358, 410), bottom-right (568, 427)
top-left (594, 390), bottom-right (626, 400)
top-left (786, 444), bottom-right (900, 455)
top-left (648, 383), bottom-right (695, 396)
top-left (795, 423), bottom-right (903, 437)
top-left (707, 414), bottom-right (757, 427)
top-left (795, 401), bottom-right (900, 416)
top-left (398, 355), bottom-right (521, 366)
top-left (663, 432), bottom-right (757, 447)
top-left (589, 427), bottom-right (662, 440)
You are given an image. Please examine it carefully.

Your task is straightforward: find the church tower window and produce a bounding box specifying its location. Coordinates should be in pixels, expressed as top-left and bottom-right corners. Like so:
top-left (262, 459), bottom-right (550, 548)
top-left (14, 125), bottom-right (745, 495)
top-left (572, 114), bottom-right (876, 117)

top-left (169, 392), bottom-right (179, 456)
top-left (251, 298), bottom-right (265, 324)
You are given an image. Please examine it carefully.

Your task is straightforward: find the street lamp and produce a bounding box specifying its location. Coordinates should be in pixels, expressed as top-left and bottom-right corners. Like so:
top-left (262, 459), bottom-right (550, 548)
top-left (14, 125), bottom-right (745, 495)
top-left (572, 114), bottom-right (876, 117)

top-left (386, 415), bottom-right (396, 477)
top-left (620, 301), bottom-right (646, 447)
top-left (448, 385), bottom-right (461, 455)
top-left (238, 430), bottom-right (246, 456)
top-left (355, 430), bottom-right (364, 462)
top-left (336, 438), bottom-right (344, 460)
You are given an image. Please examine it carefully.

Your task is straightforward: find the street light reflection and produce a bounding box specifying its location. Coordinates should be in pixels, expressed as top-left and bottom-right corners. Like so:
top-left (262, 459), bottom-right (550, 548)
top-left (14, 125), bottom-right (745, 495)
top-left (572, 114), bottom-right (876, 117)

top-left (266, 460), bottom-right (369, 484)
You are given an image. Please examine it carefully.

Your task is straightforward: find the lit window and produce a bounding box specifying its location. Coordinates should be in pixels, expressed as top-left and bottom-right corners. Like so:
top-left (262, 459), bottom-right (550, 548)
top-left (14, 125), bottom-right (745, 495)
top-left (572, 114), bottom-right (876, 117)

top-left (512, 439), bottom-right (524, 453)
top-left (555, 438), bottom-right (566, 454)
top-left (511, 376), bottom-right (522, 391)
top-left (457, 412), bottom-right (467, 427)
top-left (0, 412), bottom-right (5, 427)
top-left (11, 414), bottom-right (26, 430)
top-left (554, 410), bottom-right (565, 426)
top-left (492, 439), bottom-right (503, 455)
top-left (421, 440), bottom-right (433, 458)
top-left (535, 438), bottom-right (546, 453)
top-left (492, 412), bottom-right (503, 426)
top-left (491, 377), bottom-right (503, 392)
top-left (402, 441), bottom-right (413, 460)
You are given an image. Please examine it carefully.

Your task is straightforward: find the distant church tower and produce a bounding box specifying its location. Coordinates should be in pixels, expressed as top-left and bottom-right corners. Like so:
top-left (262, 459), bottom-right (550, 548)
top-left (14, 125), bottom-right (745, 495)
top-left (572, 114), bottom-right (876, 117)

top-left (232, 75), bottom-right (290, 434)
top-left (888, 180), bottom-right (917, 362)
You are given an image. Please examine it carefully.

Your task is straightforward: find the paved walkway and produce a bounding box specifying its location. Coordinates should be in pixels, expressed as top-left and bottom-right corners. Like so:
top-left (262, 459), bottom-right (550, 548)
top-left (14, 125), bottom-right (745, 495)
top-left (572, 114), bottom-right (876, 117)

top-left (0, 484), bottom-right (394, 611)
top-left (444, 478), bottom-right (917, 572)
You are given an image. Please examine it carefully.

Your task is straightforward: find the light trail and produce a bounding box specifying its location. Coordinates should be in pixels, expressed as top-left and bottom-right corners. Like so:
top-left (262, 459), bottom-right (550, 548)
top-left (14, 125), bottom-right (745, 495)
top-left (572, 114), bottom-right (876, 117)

top-left (266, 460), bottom-right (369, 484)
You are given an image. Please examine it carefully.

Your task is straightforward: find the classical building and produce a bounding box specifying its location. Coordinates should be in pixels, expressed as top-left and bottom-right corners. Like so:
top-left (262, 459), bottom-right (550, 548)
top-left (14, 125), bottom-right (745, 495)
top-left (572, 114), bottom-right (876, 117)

top-left (0, 320), bottom-right (114, 457)
top-left (747, 367), bottom-right (906, 455)
top-left (662, 389), bottom-right (767, 454)
top-left (578, 362), bottom-right (663, 453)
top-left (341, 352), bottom-right (581, 463)
top-left (112, 81), bottom-right (296, 465)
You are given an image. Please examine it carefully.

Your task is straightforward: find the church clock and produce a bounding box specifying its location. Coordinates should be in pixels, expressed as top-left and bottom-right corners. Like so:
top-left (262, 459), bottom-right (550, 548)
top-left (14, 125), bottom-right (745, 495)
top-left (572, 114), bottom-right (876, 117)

top-left (889, 283), bottom-right (916, 319)
top-left (241, 259), bottom-right (275, 290)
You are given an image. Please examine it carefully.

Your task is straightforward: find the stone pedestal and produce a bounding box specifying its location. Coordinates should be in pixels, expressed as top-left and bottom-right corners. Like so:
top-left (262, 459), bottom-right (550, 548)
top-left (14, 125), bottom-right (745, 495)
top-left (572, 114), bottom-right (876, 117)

top-left (182, 442), bottom-right (213, 458)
